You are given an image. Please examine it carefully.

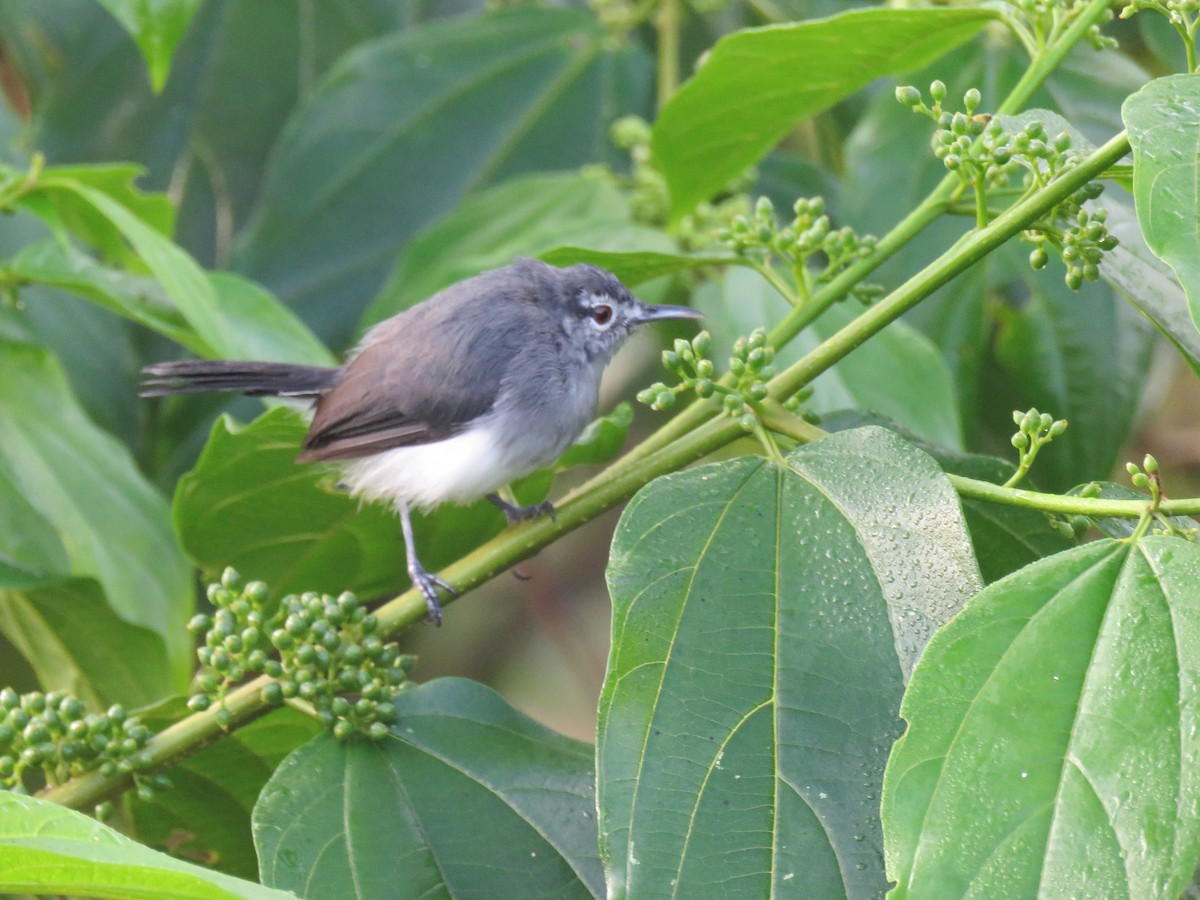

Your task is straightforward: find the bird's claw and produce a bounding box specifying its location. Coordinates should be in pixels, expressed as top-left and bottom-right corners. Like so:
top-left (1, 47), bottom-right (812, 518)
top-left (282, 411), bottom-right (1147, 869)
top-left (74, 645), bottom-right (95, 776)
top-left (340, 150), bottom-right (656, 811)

top-left (409, 565), bottom-right (457, 626)
top-left (486, 493), bottom-right (556, 525)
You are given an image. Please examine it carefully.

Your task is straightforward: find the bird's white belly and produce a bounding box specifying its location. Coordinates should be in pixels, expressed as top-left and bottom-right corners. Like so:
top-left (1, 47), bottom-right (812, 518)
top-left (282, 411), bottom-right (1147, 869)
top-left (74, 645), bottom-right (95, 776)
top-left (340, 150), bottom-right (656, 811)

top-left (339, 421), bottom-right (524, 512)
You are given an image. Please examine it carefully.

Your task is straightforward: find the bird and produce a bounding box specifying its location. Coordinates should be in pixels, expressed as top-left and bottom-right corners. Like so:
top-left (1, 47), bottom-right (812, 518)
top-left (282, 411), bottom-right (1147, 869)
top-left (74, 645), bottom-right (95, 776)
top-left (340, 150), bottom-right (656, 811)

top-left (141, 257), bottom-right (702, 624)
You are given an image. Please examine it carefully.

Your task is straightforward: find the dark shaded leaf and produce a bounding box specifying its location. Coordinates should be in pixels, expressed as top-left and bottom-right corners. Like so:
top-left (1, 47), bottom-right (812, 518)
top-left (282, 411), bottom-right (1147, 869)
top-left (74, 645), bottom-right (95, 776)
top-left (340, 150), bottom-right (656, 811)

top-left (253, 679), bottom-right (602, 898)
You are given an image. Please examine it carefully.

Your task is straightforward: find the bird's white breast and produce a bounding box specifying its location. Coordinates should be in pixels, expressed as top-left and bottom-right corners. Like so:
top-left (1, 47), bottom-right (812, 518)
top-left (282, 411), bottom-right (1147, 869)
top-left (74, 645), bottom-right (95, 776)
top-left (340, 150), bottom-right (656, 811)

top-left (338, 420), bottom-right (525, 512)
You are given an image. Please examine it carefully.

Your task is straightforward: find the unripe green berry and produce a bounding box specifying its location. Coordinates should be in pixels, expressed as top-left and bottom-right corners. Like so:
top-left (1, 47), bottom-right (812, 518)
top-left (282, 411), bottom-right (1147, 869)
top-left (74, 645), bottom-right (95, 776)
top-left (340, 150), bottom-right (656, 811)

top-left (896, 85), bottom-right (922, 107)
top-left (260, 683), bottom-right (284, 706)
top-left (930, 80), bottom-right (946, 103)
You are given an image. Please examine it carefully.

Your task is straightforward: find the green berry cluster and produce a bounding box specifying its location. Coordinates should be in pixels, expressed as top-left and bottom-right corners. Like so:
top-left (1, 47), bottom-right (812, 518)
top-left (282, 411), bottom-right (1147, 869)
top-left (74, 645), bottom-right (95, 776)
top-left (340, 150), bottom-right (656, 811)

top-left (187, 569), bottom-right (414, 742)
top-left (897, 82), bottom-right (1018, 187)
top-left (0, 690), bottom-right (153, 794)
top-left (1004, 407), bottom-right (1068, 489)
top-left (715, 196), bottom-right (882, 304)
top-left (637, 329), bottom-right (814, 431)
top-left (600, 116), bottom-right (751, 252)
top-left (1036, 203), bottom-right (1117, 289)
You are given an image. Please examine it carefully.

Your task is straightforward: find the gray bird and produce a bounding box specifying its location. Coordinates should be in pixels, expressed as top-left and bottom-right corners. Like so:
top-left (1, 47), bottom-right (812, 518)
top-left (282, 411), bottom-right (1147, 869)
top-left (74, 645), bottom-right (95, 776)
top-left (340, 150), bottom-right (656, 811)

top-left (142, 257), bottom-right (702, 623)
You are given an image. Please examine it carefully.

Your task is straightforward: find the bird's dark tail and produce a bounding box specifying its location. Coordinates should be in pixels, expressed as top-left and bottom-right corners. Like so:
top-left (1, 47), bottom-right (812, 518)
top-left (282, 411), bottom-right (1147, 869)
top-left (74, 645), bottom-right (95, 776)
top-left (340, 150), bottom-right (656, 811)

top-left (140, 360), bottom-right (339, 398)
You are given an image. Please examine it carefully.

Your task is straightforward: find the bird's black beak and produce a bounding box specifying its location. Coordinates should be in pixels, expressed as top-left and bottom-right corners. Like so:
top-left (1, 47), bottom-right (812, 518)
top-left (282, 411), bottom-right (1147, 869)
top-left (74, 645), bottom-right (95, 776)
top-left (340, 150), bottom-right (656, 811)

top-left (630, 303), bottom-right (704, 325)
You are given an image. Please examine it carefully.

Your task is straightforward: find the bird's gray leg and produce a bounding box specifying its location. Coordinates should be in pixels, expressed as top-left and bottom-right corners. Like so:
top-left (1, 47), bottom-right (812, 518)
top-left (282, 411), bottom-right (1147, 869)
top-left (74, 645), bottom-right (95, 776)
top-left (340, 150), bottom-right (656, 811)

top-left (397, 499), bottom-right (456, 625)
top-left (485, 492), bottom-right (556, 524)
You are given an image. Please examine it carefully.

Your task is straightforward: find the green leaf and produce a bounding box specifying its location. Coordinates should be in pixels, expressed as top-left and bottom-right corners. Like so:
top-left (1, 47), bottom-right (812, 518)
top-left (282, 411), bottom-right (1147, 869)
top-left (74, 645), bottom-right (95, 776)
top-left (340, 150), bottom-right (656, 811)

top-left (0, 338), bottom-right (192, 682)
top-left (253, 679), bottom-right (602, 898)
top-left (25, 163), bottom-right (175, 241)
top-left (1103, 194), bottom-right (1200, 378)
top-left (132, 708), bottom-right (322, 880)
top-left (883, 538), bottom-right (1200, 898)
top-left (0, 461), bottom-right (70, 590)
top-left (598, 426), bottom-right (981, 897)
top-left (5, 238), bottom-right (200, 352)
top-left (0, 578), bottom-right (172, 708)
top-left (233, 7), bottom-right (651, 346)
top-left (23, 174), bottom-right (330, 364)
top-left (0, 791), bottom-right (295, 899)
top-left (652, 7), bottom-right (996, 219)
top-left (173, 408), bottom-right (506, 601)
top-left (366, 172), bottom-right (670, 327)
top-left (1124, 74), bottom-right (1200, 334)
top-left (696, 267), bottom-right (962, 449)
top-left (95, 0), bottom-right (202, 92)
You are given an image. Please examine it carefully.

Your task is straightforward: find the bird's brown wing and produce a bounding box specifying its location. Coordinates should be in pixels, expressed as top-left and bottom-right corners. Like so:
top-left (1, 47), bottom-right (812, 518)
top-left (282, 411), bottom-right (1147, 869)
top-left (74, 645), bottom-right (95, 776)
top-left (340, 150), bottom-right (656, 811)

top-left (298, 292), bottom-right (530, 462)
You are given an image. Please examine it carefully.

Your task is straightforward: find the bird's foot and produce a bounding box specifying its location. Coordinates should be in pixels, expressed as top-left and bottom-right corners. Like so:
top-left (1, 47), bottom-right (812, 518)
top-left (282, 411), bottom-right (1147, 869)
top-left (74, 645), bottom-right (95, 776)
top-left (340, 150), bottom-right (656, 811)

top-left (409, 563), bottom-right (457, 626)
top-left (485, 493), bottom-right (557, 525)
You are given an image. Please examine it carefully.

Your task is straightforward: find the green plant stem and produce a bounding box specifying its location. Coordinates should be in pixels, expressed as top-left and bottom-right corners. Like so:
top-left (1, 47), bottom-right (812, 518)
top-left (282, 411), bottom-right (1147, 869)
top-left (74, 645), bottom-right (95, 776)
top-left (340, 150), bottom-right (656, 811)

top-left (36, 0), bottom-right (1121, 813)
top-left (656, 0), bottom-right (681, 108)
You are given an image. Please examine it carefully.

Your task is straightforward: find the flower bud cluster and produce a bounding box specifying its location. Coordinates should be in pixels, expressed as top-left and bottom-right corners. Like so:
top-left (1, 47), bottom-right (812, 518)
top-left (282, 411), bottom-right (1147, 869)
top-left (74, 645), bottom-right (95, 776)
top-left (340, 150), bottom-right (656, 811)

top-left (637, 331), bottom-right (715, 413)
top-left (1004, 407), bottom-right (1068, 491)
top-left (1011, 407), bottom-right (1068, 453)
top-left (715, 196), bottom-right (882, 304)
top-left (188, 569), bottom-right (414, 742)
top-left (899, 84), bottom-right (1117, 290)
top-left (0, 690), bottom-right (152, 795)
top-left (1119, 0), bottom-right (1199, 28)
top-left (1126, 454), bottom-right (1161, 493)
top-left (638, 329), bottom-right (814, 431)
top-left (1003, 0), bottom-right (1116, 51)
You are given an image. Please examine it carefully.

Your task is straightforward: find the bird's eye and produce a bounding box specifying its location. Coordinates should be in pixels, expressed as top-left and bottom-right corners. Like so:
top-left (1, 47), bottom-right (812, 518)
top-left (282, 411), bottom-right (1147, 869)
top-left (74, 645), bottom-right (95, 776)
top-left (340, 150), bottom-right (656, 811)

top-left (592, 304), bottom-right (614, 326)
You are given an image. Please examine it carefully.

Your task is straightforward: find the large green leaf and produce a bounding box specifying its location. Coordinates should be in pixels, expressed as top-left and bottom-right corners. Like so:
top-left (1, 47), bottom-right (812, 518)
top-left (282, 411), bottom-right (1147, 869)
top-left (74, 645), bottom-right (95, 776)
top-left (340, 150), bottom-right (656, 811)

top-left (598, 426), bottom-right (981, 897)
top-left (132, 707), bottom-right (322, 881)
top-left (0, 578), bottom-right (172, 709)
top-left (94, 0), bottom-right (202, 91)
top-left (652, 7), bottom-right (996, 219)
top-left (884, 538), bottom-right (1200, 898)
top-left (0, 791), bottom-right (295, 900)
top-left (253, 679), bottom-right (602, 898)
top-left (696, 266), bottom-right (963, 449)
top-left (233, 6), bottom-right (652, 346)
top-left (1124, 74), bottom-right (1200, 334)
top-left (366, 172), bottom-right (671, 327)
top-left (0, 338), bottom-right (191, 682)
